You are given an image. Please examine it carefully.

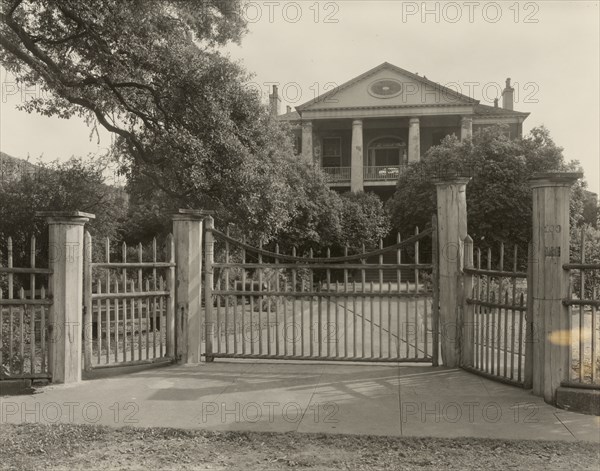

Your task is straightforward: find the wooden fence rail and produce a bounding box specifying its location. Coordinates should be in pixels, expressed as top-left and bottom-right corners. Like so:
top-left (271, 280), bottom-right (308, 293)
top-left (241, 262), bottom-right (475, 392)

top-left (0, 236), bottom-right (51, 379)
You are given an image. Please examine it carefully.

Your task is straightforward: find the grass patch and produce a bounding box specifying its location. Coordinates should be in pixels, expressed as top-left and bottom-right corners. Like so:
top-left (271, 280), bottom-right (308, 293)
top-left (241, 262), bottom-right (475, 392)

top-left (0, 423), bottom-right (598, 470)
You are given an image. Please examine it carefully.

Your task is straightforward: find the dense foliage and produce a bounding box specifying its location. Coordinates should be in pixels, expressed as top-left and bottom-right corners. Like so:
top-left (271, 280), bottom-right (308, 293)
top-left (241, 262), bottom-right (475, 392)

top-left (387, 125), bottom-right (590, 266)
top-left (0, 156), bottom-right (127, 275)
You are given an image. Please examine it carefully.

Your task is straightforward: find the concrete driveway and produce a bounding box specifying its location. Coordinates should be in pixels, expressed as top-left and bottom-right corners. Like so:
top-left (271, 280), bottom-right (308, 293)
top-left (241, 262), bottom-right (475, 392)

top-left (1, 361), bottom-right (598, 443)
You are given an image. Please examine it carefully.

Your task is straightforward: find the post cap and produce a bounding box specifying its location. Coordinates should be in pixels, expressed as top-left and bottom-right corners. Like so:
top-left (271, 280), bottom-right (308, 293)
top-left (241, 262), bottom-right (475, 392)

top-left (529, 172), bottom-right (583, 188)
top-left (172, 209), bottom-right (215, 221)
top-left (433, 176), bottom-right (472, 186)
top-left (36, 211), bottom-right (95, 224)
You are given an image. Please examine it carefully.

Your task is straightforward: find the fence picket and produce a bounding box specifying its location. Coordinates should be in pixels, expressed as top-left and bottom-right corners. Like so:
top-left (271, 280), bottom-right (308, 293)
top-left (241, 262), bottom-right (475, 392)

top-left (152, 238), bottom-right (157, 359)
top-left (510, 245), bottom-right (518, 380)
top-left (226, 228), bottom-right (233, 356)
top-left (0, 288), bottom-right (3, 373)
top-left (145, 278), bottom-right (151, 360)
top-left (344, 245), bottom-right (349, 358)
top-left (122, 242), bottom-right (128, 363)
top-left (414, 227), bottom-right (420, 358)
top-left (96, 279), bottom-right (102, 364)
top-left (130, 280), bottom-right (135, 361)
top-left (361, 243), bottom-right (366, 359)
top-left (499, 242), bottom-right (505, 377)
top-left (241, 236), bottom-right (246, 356)
top-left (477, 248), bottom-right (482, 370)
top-left (114, 277), bottom-right (119, 363)
top-left (259, 239), bottom-right (264, 356)
top-left (29, 236), bottom-right (36, 374)
top-left (579, 228), bottom-right (585, 382)
top-left (40, 286), bottom-right (46, 372)
top-left (137, 243), bottom-right (143, 361)
top-left (19, 287), bottom-right (25, 374)
top-left (8, 237), bottom-right (13, 376)
top-left (105, 238), bottom-right (111, 365)
top-left (83, 231), bottom-right (92, 370)
top-left (486, 248), bottom-right (492, 374)
top-left (518, 292), bottom-right (525, 382)
top-left (592, 287), bottom-right (598, 383)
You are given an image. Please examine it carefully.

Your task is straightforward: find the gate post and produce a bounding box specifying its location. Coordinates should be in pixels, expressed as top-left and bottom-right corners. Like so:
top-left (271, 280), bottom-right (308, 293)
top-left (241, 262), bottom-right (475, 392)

top-left (38, 211), bottom-right (95, 384)
top-left (435, 177), bottom-right (470, 367)
top-left (530, 172), bottom-right (581, 404)
top-left (172, 210), bottom-right (205, 364)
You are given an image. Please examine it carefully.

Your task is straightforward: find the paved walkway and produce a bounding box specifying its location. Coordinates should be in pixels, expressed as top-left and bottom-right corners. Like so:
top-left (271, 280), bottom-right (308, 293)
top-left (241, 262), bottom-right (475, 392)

top-left (1, 362), bottom-right (599, 442)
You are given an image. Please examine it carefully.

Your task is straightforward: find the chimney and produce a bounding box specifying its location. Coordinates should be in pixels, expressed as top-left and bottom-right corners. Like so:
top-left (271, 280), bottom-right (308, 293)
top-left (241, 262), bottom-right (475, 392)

top-left (493, 98), bottom-right (499, 108)
top-left (502, 78), bottom-right (514, 111)
top-left (269, 85), bottom-right (281, 116)
top-left (286, 105), bottom-right (292, 114)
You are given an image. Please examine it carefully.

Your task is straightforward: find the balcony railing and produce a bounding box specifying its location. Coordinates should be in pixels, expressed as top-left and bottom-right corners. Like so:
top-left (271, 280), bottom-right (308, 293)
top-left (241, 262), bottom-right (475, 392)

top-left (321, 166), bottom-right (406, 184)
top-left (323, 167), bottom-right (351, 182)
top-left (364, 165), bottom-right (405, 181)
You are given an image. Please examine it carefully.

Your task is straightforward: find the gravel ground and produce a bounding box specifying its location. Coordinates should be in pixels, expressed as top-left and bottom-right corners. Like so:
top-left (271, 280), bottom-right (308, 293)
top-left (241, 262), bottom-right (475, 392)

top-left (0, 423), bottom-right (598, 471)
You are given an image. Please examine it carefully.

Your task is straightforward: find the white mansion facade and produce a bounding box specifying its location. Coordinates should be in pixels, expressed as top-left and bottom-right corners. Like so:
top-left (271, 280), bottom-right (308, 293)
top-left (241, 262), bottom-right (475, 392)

top-left (274, 62), bottom-right (529, 195)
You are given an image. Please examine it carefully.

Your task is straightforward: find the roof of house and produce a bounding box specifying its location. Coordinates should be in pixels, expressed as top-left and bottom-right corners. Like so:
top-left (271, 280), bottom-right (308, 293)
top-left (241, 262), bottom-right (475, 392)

top-left (276, 62), bottom-right (529, 121)
top-left (278, 109), bottom-right (301, 122)
top-left (473, 103), bottom-right (529, 118)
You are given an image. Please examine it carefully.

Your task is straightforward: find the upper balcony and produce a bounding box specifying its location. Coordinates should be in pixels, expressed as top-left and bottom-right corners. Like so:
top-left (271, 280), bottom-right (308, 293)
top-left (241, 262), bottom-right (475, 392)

top-left (323, 167), bottom-right (351, 184)
top-left (322, 165), bottom-right (406, 187)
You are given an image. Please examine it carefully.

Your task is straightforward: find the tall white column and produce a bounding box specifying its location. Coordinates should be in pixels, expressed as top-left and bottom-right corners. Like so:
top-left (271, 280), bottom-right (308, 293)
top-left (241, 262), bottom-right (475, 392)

top-left (301, 121), bottom-right (313, 163)
top-left (460, 117), bottom-right (473, 141)
top-left (351, 119), bottom-right (364, 192)
top-left (408, 117), bottom-right (420, 162)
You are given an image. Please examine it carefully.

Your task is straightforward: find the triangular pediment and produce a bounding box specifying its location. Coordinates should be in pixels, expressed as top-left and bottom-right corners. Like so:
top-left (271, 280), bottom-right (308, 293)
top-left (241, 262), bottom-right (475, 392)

top-left (297, 62), bottom-right (478, 113)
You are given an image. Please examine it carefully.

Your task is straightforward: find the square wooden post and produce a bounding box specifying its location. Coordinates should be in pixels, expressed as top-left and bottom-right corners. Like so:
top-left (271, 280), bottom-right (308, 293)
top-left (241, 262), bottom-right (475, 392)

top-left (38, 211), bottom-right (95, 384)
top-left (435, 177), bottom-right (470, 367)
top-left (530, 172), bottom-right (582, 404)
top-left (172, 210), bottom-right (205, 364)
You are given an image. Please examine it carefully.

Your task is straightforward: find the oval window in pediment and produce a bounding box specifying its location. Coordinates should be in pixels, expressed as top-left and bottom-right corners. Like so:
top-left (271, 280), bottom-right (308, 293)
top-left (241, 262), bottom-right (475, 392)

top-left (368, 79), bottom-right (403, 98)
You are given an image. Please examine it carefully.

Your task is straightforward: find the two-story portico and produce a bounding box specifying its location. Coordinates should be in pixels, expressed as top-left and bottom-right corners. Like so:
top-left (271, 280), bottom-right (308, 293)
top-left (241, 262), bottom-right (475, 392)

top-left (276, 62), bottom-right (529, 196)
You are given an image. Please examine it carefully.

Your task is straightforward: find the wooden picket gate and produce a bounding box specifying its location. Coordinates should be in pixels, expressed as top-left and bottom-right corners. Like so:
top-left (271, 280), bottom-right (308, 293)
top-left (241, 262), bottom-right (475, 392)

top-left (82, 232), bottom-right (177, 371)
top-left (203, 216), bottom-right (440, 363)
top-left (461, 237), bottom-right (533, 387)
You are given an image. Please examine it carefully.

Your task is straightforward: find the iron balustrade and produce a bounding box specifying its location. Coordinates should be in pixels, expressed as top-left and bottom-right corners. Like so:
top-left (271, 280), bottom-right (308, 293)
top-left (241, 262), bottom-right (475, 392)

top-left (363, 165), bottom-right (405, 181)
top-left (322, 167), bottom-right (351, 182)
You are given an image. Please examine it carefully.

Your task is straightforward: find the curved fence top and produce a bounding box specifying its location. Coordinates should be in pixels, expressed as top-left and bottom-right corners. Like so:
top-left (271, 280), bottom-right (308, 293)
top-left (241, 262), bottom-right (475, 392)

top-left (208, 226), bottom-right (433, 264)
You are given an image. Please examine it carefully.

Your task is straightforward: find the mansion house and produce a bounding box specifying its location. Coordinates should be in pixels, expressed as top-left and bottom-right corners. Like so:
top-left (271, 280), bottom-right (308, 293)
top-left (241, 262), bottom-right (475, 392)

top-left (274, 62), bottom-right (529, 198)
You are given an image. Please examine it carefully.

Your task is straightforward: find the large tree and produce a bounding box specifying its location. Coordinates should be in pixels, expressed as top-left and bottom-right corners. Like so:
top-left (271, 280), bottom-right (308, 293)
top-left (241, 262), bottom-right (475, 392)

top-left (0, 0), bottom-right (304, 238)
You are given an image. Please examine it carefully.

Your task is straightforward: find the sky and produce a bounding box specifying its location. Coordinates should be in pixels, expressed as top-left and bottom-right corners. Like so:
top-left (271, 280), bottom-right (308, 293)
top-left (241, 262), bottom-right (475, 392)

top-left (1, 0), bottom-right (599, 193)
